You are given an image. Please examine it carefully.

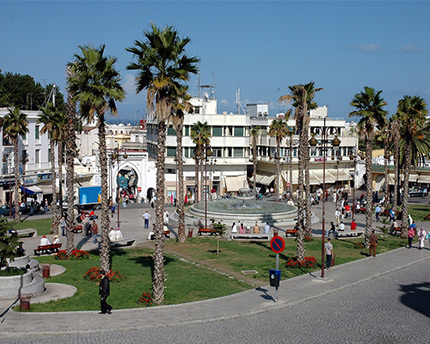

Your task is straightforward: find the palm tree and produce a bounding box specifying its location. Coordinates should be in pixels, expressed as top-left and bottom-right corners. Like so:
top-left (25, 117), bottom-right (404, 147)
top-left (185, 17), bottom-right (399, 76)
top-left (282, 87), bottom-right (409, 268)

top-left (191, 121), bottom-right (211, 202)
top-left (65, 66), bottom-right (78, 256)
top-left (287, 126), bottom-right (294, 199)
top-left (269, 119), bottom-right (289, 197)
top-left (2, 108), bottom-right (28, 221)
top-left (349, 87), bottom-right (387, 247)
top-left (169, 87), bottom-right (192, 243)
top-left (397, 96), bottom-right (429, 235)
top-left (376, 121), bottom-right (391, 211)
top-left (279, 83), bottom-right (322, 244)
top-left (39, 103), bottom-right (65, 234)
top-left (68, 44), bottom-right (125, 272)
top-left (127, 24), bottom-right (199, 304)
top-left (250, 126), bottom-right (261, 198)
top-left (390, 119), bottom-right (401, 209)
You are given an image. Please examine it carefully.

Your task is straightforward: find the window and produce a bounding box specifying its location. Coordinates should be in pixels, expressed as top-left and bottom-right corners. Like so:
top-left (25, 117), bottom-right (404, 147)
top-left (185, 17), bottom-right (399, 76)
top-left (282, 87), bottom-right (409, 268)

top-left (167, 147), bottom-right (176, 157)
top-left (233, 148), bottom-right (243, 157)
top-left (184, 147), bottom-right (190, 158)
top-left (35, 149), bottom-right (40, 163)
top-left (48, 149), bottom-right (51, 161)
top-left (234, 127), bottom-right (244, 136)
top-left (213, 148), bottom-right (223, 158)
top-left (184, 125), bottom-right (189, 136)
top-left (194, 106), bottom-right (200, 114)
top-left (212, 126), bottom-right (223, 136)
top-left (167, 126), bottom-right (176, 136)
top-left (22, 133), bottom-right (26, 141)
top-left (35, 125), bottom-right (40, 140)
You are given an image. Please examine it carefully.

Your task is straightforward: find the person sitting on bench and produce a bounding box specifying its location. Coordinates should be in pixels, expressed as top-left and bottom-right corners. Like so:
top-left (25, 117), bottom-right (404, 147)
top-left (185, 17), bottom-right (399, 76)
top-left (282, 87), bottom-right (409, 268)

top-left (40, 235), bottom-right (50, 246)
top-left (115, 228), bottom-right (123, 241)
top-left (109, 227), bottom-right (116, 242)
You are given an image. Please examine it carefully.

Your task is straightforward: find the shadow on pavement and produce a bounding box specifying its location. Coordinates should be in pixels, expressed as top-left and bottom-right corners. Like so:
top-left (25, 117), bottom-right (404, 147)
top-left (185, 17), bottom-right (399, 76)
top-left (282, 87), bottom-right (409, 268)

top-left (399, 281), bottom-right (430, 318)
top-left (255, 287), bottom-right (275, 303)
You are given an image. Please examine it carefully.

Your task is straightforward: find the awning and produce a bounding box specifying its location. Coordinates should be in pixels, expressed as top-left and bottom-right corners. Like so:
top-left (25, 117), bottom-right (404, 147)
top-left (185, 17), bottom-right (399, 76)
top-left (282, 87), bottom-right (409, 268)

top-left (255, 173), bottom-right (275, 186)
top-left (418, 174), bottom-right (430, 183)
top-left (38, 184), bottom-right (55, 194)
top-left (328, 169), bottom-right (351, 181)
top-left (224, 176), bottom-right (248, 192)
top-left (20, 185), bottom-right (43, 195)
top-left (281, 170), bottom-right (298, 184)
top-left (312, 170), bottom-right (336, 184)
top-left (409, 173), bottom-right (419, 182)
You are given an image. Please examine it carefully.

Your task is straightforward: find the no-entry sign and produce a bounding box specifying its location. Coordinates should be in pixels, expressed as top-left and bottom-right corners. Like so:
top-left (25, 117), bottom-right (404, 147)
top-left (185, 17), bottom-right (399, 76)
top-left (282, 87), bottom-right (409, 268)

top-left (270, 236), bottom-right (285, 254)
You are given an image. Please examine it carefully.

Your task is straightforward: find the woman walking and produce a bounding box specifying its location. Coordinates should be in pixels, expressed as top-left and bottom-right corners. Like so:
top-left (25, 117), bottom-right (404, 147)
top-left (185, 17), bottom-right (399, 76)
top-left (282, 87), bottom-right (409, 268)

top-left (417, 227), bottom-right (426, 250)
top-left (407, 226), bottom-right (416, 249)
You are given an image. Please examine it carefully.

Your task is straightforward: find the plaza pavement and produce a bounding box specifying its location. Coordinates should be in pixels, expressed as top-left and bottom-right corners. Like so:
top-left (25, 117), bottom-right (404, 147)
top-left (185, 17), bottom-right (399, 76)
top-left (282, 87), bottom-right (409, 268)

top-left (1, 195), bottom-right (429, 339)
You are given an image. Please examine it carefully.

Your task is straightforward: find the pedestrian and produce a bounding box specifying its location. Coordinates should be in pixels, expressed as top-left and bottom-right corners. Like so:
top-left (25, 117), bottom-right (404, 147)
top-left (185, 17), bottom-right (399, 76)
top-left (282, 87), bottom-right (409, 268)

top-left (264, 222), bottom-right (270, 234)
top-left (163, 210), bottom-right (169, 225)
top-left (60, 216), bottom-right (66, 236)
top-left (417, 227), bottom-right (426, 250)
top-left (91, 220), bottom-right (99, 244)
top-left (335, 208), bottom-right (340, 227)
top-left (324, 238), bottom-right (334, 269)
top-left (328, 221), bottom-right (336, 237)
top-left (369, 230), bottom-right (378, 257)
top-left (389, 208), bottom-right (395, 222)
top-left (143, 211), bottom-right (151, 229)
top-left (375, 204), bottom-right (381, 222)
top-left (97, 269), bottom-right (112, 314)
top-left (339, 221), bottom-right (345, 231)
top-left (350, 219), bottom-right (357, 231)
top-left (407, 226), bottom-right (416, 249)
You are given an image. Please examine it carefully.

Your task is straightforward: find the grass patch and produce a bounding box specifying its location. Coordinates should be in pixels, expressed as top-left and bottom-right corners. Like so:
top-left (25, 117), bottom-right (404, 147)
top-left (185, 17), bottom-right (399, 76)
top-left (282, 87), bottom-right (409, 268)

top-left (408, 204), bottom-right (430, 221)
top-left (0, 267), bottom-right (27, 276)
top-left (26, 246), bottom-right (250, 312)
top-left (9, 218), bottom-right (53, 236)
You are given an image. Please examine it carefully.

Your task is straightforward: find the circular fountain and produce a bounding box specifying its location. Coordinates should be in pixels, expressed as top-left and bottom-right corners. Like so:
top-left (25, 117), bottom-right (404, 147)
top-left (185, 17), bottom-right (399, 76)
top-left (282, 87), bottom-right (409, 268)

top-left (188, 188), bottom-right (297, 226)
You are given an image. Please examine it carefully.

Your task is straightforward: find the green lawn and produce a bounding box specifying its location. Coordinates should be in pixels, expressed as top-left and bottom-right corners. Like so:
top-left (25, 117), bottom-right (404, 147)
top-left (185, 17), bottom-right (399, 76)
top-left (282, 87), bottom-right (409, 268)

top-left (407, 204), bottom-right (430, 222)
top-left (10, 218), bottom-right (53, 236)
top-left (27, 246), bottom-right (250, 312)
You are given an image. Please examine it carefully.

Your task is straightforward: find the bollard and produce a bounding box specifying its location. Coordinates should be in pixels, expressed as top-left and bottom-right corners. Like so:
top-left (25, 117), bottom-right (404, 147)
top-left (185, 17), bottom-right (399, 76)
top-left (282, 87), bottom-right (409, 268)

top-left (41, 264), bottom-right (51, 279)
top-left (19, 294), bottom-right (31, 311)
top-left (187, 229), bottom-right (193, 238)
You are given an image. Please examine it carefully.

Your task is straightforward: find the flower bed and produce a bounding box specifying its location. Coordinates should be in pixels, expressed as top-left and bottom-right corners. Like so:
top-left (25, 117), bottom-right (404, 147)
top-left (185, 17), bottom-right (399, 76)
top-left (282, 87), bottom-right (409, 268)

top-left (354, 242), bottom-right (365, 249)
top-left (304, 235), bottom-right (312, 242)
top-left (137, 291), bottom-right (152, 306)
top-left (285, 256), bottom-right (318, 269)
top-left (55, 249), bottom-right (89, 260)
top-left (83, 267), bottom-right (125, 282)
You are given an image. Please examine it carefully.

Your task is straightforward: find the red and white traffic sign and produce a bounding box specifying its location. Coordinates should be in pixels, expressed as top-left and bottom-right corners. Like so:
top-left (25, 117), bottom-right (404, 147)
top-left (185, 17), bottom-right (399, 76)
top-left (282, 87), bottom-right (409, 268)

top-left (270, 236), bottom-right (285, 254)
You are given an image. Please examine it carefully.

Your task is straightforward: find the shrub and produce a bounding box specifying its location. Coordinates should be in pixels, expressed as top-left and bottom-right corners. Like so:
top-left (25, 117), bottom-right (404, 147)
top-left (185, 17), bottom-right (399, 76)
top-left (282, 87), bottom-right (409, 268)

top-left (304, 235), bottom-right (312, 242)
top-left (55, 249), bottom-right (89, 260)
top-left (285, 256), bottom-right (318, 269)
top-left (354, 242), bottom-right (365, 249)
top-left (137, 291), bottom-right (153, 307)
top-left (83, 267), bottom-right (125, 282)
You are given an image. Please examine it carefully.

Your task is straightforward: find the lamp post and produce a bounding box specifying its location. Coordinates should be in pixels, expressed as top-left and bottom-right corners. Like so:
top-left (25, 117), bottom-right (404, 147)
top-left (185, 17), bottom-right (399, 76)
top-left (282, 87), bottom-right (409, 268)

top-left (331, 136), bottom-right (341, 208)
top-left (20, 151), bottom-right (29, 203)
top-left (349, 149), bottom-right (358, 221)
top-left (111, 147), bottom-right (127, 229)
top-left (203, 144), bottom-right (213, 230)
top-left (3, 153), bottom-right (12, 218)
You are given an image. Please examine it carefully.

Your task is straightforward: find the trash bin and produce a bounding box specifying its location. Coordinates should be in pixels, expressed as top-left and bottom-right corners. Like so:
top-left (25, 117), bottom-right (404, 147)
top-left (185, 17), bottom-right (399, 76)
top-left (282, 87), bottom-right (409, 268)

top-left (269, 269), bottom-right (281, 288)
top-left (41, 264), bottom-right (52, 279)
top-left (20, 294), bottom-right (31, 311)
top-left (187, 228), bottom-right (193, 238)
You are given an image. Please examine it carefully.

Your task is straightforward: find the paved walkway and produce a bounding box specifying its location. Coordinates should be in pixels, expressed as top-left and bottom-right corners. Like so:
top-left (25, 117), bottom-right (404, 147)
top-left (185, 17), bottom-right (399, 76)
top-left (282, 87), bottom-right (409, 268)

top-left (1, 195), bottom-right (429, 338)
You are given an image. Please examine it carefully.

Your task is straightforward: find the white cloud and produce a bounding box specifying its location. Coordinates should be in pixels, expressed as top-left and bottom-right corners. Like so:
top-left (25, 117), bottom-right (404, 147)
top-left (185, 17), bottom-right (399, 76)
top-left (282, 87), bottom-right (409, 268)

top-left (423, 89), bottom-right (430, 94)
top-left (122, 73), bottom-right (137, 95)
top-left (402, 44), bottom-right (422, 53)
top-left (357, 43), bottom-right (380, 52)
top-left (220, 99), bottom-right (229, 104)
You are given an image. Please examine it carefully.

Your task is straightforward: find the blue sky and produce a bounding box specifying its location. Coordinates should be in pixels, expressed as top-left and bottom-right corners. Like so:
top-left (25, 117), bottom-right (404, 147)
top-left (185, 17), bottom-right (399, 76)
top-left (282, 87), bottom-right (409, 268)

top-left (1, 1), bottom-right (429, 123)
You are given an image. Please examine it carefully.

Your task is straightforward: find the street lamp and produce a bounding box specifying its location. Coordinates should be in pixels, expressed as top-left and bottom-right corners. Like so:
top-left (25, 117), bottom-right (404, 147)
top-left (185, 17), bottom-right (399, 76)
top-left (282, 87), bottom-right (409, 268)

top-left (203, 144), bottom-right (213, 231)
top-left (19, 151), bottom-right (29, 203)
top-left (349, 149), bottom-right (358, 221)
top-left (331, 135), bottom-right (341, 208)
top-left (2, 153), bottom-right (12, 218)
top-left (111, 147), bottom-right (127, 229)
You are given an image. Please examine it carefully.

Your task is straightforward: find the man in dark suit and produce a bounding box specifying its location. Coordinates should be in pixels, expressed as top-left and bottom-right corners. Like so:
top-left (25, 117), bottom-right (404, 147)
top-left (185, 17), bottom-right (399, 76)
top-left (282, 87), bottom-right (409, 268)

top-left (98, 269), bottom-right (112, 314)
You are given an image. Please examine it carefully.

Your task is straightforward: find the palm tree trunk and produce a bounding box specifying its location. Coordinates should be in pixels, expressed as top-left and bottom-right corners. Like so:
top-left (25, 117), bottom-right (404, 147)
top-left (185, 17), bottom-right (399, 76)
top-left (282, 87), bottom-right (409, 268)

top-left (58, 142), bottom-right (64, 213)
top-left (50, 139), bottom-right (59, 234)
top-left (98, 112), bottom-right (111, 271)
top-left (275, 142), bottom-right (281, 196)
top-left (393, 141), bottom-right (399, 208)
top-left (177, 128), bottom-right (186, 243)
top-left (401, 142), bottom-right (411, 236)
top-left (289, 135), bottom-right (293, 199)
top-left (200, 157), bottom-right (204, 202)
top-left (13, 139), bottom-right (20, 221)
top-left (383, 145), bottom-right (389, 211)
top-left (253, 137), bottom-right (257, 198)
top-left (65, 90), bottom-right (75, 255)
top-left (296, 117), bottom-right (305, 260)
top-left (153, 120), bottom-right (167, 305)
top-left (194, 154), bottom-right (199, 203)
top-left (304, 134), bottom-right (312, 237)
top-left (364, 138), bottom-right (373, 248)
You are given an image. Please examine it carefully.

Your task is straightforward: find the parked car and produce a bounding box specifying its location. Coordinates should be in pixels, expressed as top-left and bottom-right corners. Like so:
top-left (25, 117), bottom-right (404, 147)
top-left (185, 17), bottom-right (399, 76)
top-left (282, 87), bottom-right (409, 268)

top-left (408, 188), bottom-right (427, 197)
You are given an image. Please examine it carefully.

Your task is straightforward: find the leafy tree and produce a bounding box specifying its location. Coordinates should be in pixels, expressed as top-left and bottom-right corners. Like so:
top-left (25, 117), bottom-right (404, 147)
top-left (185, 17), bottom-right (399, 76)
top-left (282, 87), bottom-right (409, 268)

top-left (349, 87), bottom-right (387, 247)
top-left (127, 24), bottom-right (199, 304)
top-left (68, 44), bottom-right (125, 271)
top-left (0, 219), bottom-right (19, 267)
top-left (2, 108), bottom-right (29, 221)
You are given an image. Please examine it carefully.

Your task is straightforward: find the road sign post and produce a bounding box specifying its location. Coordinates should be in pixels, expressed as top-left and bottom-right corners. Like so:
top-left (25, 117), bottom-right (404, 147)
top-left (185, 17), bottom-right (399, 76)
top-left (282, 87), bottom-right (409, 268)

top-left (270, 236), bottom-right (285, 300)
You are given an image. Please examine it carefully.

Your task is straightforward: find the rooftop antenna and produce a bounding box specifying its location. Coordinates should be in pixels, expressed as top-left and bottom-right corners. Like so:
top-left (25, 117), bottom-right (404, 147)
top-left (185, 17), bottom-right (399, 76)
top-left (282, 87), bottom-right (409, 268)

top-left (235, 88), bottom-right (246, 114)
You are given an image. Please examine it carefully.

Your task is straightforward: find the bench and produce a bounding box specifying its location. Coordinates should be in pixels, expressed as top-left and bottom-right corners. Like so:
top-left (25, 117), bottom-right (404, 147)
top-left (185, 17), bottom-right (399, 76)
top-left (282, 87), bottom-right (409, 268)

top-left (390, 227), bottom-right (402, 235)
top-left (198, 228), bottom-right (220, 236)
top-left (110, 238), bottom-right (136, 247)
top-left (72, 225), bottom-right (83, 233)
top-left (285, 229), bottom-right (298, 237)
top-left (150, 231), bottom-right (171, 240)
top-left (231, 233), bottom-right (270, 240)
top-left (17, 228), bottom-right (38, 238)
top-left (34, 243), bottom-right (62, 256)
top-left (335, 230), bottom-right (364, 239)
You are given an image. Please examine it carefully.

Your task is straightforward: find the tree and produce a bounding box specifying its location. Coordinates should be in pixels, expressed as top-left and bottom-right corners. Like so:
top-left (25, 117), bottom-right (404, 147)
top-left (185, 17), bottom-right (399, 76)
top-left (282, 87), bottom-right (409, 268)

top-left (2, 108), bottom-right (29, 221)
top-left (191, 121), bottom-right (211, 202)
top-left (250, 126), bottom-right (261, 198)
top-left (68, 44), bottom-right (125, 271)
top-left (396, 96), bottom-right (429, 235)
top-left (0, 219), bottom-right (19, 268)
top-left (127, 24), bottom-right (199, 304)
top-left (269, 119), bottom-right (289, 197)
top-left (349, 87), bottom-right (387, 247)
top-left (169, 87), bottom-right (193, 243)
top-left (279, 82), bottom-right (322, 250)
top-left (376, 121), bottom-right (391, 211)
top-left (39, 103), bottom-right (65, 234)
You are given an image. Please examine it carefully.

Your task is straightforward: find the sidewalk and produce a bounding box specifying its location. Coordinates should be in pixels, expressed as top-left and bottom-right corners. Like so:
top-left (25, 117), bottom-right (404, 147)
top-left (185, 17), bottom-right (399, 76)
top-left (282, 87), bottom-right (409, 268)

top-left (1, 243), bottom-right (429, 337)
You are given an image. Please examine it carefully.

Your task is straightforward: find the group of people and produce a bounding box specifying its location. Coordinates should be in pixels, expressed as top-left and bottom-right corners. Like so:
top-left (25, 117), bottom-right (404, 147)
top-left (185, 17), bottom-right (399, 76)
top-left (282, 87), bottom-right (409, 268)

top-left (230, 222), bottom-right (271, 235)
top-left (39, 234), bottom-right (61, 246)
